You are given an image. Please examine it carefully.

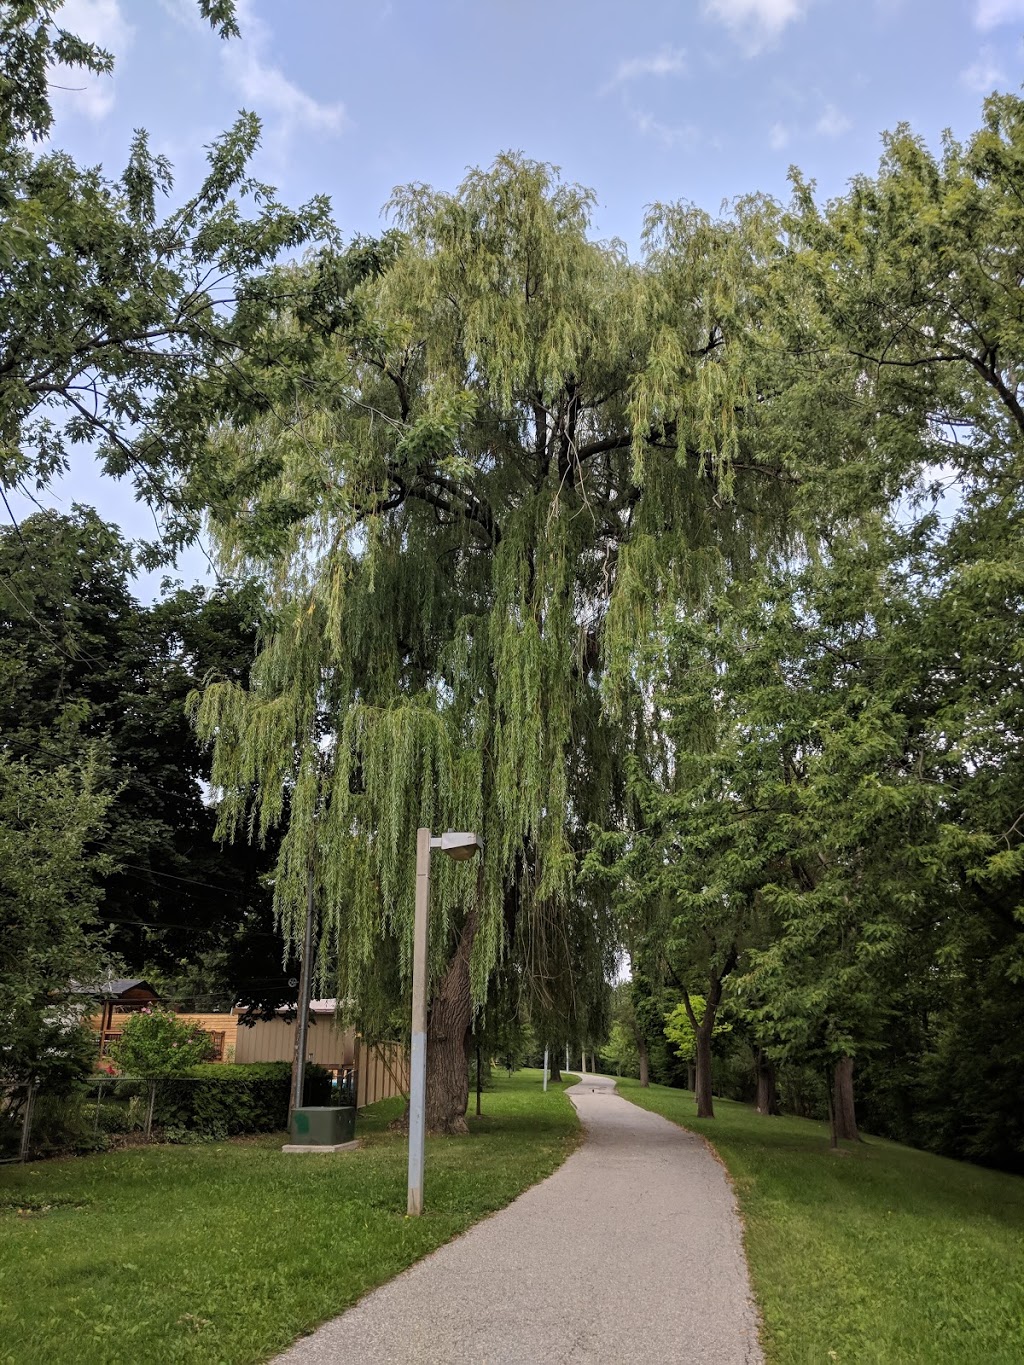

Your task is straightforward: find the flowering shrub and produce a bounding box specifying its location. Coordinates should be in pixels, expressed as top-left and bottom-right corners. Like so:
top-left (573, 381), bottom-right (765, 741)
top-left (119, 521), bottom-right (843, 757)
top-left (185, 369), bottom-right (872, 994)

top-left (109, 1008), bottom-right (214, 1078)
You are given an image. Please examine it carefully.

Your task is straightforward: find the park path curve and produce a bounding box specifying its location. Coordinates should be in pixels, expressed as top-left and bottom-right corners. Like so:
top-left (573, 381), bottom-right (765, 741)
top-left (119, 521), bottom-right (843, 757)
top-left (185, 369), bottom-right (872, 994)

top-left (275, 1074), bottom-right (763, 1364)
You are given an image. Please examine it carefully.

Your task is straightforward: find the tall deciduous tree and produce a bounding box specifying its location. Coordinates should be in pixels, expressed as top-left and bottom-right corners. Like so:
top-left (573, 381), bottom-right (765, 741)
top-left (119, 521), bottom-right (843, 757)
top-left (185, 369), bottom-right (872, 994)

top-left (0, 1), bottom-right (333, 547)
top-left (192, 156), bottom-right (798, 1131)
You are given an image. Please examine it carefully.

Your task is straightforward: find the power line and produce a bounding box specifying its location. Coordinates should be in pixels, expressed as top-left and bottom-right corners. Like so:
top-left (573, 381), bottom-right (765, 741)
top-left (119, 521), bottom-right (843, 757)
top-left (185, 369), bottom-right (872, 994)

top-left (101, 907), bottom-right (282, 942)
top-left (114, 860), bottom-right (253, 896)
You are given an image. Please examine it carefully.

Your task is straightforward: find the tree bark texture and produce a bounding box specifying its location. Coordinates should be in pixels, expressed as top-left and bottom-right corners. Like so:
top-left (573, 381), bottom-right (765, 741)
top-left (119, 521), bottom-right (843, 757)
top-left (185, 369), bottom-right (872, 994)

top-left (424, 912), bottom-right (478, 1135)
top-left (832, 1055), bottom-right (861, 1142)
top-left (694, 1023), bottom-right (715, 1118)
top-left (548, 1054), bottom-right (562, 1082)
top-left (638, 1033), bottom-right (650, 1088)
top-left (755, 1049), bottom-right (780, 1116)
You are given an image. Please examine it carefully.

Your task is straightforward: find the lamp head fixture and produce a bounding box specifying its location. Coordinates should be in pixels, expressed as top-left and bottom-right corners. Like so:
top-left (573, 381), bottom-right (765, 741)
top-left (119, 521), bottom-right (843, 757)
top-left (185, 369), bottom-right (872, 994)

top-left (433, 831), bottom-right (483, 862)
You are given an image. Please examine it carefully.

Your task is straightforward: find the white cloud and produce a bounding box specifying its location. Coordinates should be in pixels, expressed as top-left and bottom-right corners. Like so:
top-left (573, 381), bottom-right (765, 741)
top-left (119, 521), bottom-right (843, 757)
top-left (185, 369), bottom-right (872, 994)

top-left (221, 0), bottom-right (346, 140)
top-left (159, 0), bottom-right (203, 30)
top-left (769, 121), bottom-right (789, 150)
top-left (816, 103), bottom-right (852, 137)
top-left (975, 0), bottom-right (1024, 30)
top-left (49, 0), bottom-right (133, 121)
top-left (703, 0), bottom-right (808, 49)
top-left (605, 45), bottom-right (687, 90)
top-left (627, 104), bottom-right (699, 149)
top-left (961, 46), bottom-right (1007, 91)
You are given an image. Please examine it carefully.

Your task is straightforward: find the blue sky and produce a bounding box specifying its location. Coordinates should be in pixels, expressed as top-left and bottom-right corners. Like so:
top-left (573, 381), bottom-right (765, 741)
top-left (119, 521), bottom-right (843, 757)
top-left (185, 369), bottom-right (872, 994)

top-left (21, 0), bottom-right (1024, 589)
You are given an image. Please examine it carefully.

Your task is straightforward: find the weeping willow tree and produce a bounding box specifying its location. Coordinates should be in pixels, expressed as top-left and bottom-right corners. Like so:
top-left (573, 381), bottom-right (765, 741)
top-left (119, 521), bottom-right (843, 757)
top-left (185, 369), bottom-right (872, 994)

top-left (190, 155), bottom-right (798, 1131)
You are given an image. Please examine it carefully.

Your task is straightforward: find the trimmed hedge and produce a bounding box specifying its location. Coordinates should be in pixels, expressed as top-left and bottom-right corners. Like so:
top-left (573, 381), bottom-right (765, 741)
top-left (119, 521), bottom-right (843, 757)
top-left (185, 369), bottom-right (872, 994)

top-left (152, 1062), bottom-right (332, 1139)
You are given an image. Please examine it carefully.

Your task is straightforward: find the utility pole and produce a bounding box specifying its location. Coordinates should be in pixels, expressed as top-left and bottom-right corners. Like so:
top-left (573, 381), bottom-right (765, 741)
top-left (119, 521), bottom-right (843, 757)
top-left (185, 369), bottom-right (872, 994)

top-left (290, 856), bottom-right (316, 1121)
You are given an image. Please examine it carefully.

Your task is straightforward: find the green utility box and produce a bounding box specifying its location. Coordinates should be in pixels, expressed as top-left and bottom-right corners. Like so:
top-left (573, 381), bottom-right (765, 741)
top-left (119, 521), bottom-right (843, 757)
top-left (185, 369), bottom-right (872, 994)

top-left (289, 1106), bottom-right (356, 1146)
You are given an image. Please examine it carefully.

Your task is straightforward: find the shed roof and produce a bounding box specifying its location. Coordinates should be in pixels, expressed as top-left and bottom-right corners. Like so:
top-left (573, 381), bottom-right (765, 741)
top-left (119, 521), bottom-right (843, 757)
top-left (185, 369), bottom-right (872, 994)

top-left (70, 978), bottom-right (156, 999)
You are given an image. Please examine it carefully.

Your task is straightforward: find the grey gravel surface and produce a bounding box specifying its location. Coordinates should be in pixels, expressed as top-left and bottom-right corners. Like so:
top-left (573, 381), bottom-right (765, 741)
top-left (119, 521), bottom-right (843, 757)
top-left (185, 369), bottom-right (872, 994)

top-left (275, 1073), bottom-right (763, 1364)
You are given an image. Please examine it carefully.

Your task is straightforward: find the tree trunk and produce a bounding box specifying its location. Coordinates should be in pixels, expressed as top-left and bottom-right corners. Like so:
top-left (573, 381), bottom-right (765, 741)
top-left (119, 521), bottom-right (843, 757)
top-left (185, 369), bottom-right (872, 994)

top-left (475, 1040), bottom-right (482, 1117)
top-left (687, 1062), bottom-right (696, 1093)
top-left (678, 945), bottom-right (736, 1121)
top-left (424, 912), bottom-right (477, 1135)
top-left (590, 1051), bottom-right (596, 1074)
top-left (549, 1054), bottom-right (562, 1083)
top-left (832, 1055), bottom-right (860, 1143)
top-left (638, 1033), bottom-right (650, 1088)
top-left (694, 1023), bottom-right (715, 1118)
top-left (755, 1049), bottom-right (780, 1116)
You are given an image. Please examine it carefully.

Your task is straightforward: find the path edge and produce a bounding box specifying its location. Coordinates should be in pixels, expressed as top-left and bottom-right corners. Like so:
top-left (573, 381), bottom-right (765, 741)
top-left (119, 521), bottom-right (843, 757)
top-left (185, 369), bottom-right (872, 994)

top-left (612, 1079), bottom-right (767, 1360)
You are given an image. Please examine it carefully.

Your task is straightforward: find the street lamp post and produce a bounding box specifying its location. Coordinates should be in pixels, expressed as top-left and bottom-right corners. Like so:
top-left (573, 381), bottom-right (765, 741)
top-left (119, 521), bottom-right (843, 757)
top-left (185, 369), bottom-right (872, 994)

top-left (408, 827), bottom-right (483, 1217)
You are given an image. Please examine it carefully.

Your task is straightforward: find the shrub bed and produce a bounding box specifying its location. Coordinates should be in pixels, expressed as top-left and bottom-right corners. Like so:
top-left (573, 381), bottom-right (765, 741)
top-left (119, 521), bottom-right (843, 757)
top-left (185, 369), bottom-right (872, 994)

top-left (152, 1063), bottom-right (331, 1140)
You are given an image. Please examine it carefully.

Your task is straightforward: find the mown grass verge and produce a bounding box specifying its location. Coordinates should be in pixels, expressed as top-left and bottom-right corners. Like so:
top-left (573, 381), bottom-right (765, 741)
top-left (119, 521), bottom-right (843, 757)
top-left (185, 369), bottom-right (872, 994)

top-left (616, 1078), bottom-right (1024, 1365)
top-left (0, 1070), bottom-right (579, 1365)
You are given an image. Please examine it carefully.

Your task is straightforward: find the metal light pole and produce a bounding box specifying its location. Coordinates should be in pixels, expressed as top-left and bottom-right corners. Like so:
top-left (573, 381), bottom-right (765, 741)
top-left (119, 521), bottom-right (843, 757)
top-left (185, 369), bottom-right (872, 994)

top-left (408, 828), bottom-right (482, 1217)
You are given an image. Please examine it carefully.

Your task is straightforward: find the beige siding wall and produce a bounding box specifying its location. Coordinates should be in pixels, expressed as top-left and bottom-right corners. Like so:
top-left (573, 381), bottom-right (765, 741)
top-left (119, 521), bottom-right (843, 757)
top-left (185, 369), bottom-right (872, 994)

top-left (234, 1015), bottom-right (357, 1067)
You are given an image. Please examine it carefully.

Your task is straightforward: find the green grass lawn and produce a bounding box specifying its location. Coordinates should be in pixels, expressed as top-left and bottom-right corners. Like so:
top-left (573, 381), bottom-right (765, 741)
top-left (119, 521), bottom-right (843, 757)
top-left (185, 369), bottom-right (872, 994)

top-left (0, 1070), bottom-right (578, 1365)
top-left (617, 1078), bottom-right (1024, 1365)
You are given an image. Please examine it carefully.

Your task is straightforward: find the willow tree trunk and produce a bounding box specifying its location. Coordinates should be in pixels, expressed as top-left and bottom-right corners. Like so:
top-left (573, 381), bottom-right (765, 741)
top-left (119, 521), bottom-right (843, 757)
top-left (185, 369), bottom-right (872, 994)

top-left (694, 1025), bottom-right (715, 1118)
top-left (832, 1055), bottom-right (860, 1142)
top-left (755, 1049), bottom-right (780, 1116)
top-left (424, 912), bottom-right (478, 1135)
top-left (638, 1033), bottom-right (650, 1088)
top-left (549, 1054), bottom-right (562, 1083)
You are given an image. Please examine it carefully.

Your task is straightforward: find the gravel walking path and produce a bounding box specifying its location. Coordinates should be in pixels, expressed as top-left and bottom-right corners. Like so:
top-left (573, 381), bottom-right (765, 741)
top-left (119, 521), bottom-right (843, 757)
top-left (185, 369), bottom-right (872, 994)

top-left (276, 1074), bottom-right (763, 1364)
